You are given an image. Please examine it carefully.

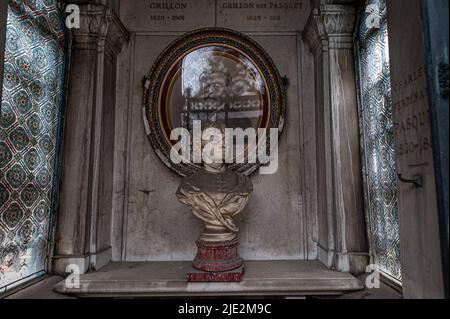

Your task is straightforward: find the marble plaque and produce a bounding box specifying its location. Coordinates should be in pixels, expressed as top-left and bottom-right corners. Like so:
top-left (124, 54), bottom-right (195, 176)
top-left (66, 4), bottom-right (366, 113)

top-left (216, 0), bottom-right (310, 31)
top-left (120, 0), bottom-right (311, 32)
top-left (392, 67), bottom-right (431, 166)
top-left (120, 0), bottom-right (215, 32)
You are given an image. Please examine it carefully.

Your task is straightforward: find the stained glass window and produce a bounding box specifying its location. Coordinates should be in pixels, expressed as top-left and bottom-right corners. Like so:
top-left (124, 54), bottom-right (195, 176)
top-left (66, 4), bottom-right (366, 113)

top-left (0, 0), bottom-right (66, 292)
top-left (356, 0), bottom-right (402, 283)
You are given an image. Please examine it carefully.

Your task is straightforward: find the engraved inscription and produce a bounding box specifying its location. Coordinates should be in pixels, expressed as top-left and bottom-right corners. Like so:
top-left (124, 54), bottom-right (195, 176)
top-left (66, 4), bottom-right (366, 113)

top-left (222, 1), bottom-right (303, 23)
top-left (217, 0), bottom-right (310, 31)
top-left (148, 2), bottom-right (187, 10)
top-left (392, 66), bottom-right (432, 163)
top-left (221, 2), bottom-right (303, 9)
top-left (392, 66), bottom-right (425, 94)
top-left (120, 0), bottom-right (215, 32)
top-left (148, 1), bottom-right (187, 21)
top-left (121, 0), bottom-right (309, 32)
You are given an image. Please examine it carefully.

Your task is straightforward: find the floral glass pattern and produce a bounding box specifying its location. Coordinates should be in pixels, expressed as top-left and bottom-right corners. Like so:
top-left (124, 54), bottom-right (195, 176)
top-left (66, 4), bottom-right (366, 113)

top-left (0, 0), bottom-right (66, 291)
top-left (356, 0), bottom-right (401, 283)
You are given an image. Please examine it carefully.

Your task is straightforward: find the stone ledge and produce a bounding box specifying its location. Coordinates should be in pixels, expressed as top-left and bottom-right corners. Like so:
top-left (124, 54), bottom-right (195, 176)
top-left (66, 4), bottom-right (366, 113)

top-left (53, 261), bottom-right (364, 298)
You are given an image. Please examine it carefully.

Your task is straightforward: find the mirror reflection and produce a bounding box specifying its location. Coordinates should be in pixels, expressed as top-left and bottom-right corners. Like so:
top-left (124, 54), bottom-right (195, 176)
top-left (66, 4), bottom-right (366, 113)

top-left (161, 46), bottom-right (269, 137)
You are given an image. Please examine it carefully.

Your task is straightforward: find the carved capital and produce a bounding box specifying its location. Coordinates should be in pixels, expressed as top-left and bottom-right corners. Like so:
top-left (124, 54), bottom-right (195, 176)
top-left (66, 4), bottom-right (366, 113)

top-left (302, 8), bottom-right (326, 54)
top-left (321, 5), bottom-right (356, 35)
top-left (302, 5), bottom-right (356, 53)
top-left (70, 4), bottom-right (129, 56)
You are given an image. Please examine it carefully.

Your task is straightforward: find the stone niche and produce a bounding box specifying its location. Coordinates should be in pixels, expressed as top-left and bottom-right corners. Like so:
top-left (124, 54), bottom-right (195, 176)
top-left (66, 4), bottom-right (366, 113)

top-left (112, 0), bottom-right (318, 263)
top-left (54, 0), bottom-right (368, 297)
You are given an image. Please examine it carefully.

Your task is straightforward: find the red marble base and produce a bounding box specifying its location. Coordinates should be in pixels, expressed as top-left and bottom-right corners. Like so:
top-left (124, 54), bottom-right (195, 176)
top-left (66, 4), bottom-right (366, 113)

top-left (187, 266), bottom-right (245, 282)
top-left (193, 238), bottom-right (243, 272)
top-left (187, 238), bottom-right (244, 282)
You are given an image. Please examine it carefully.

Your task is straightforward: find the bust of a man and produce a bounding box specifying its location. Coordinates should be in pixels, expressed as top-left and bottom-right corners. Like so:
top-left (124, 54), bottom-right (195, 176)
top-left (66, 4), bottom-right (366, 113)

top-left (176, 123), bottom-right (253, 243)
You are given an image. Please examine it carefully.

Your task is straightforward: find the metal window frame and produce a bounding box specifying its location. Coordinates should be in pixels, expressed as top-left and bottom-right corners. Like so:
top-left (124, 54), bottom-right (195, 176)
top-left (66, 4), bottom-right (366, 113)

top-left (0, 1), bottom-right (8, 110)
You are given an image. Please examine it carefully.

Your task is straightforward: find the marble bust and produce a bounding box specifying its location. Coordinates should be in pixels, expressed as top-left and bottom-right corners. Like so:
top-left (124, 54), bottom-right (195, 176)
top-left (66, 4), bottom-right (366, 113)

top-left (176, 124), bottom-right (253, 243)
top-left (176, 163), bottom-right (253, 242)
top-left (176, 123), bottom-right (252, 280)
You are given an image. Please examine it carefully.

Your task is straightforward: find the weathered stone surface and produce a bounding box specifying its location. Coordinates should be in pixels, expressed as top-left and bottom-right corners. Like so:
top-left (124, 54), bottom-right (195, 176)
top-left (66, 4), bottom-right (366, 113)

top-left (54, 4), bottom-right (129, 275)
top-left (53, 261), bottom-right (364, 297)
top-left (114, 33), bottom-right (309, 262)
top-left (302, 4), bottom-right (368, 275)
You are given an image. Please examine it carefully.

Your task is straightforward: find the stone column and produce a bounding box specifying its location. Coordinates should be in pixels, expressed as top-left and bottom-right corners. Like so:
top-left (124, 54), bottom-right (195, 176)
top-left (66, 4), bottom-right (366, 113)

top-left (52, 4), bottom-right (129, 275)
top-left (303, 5), bottom-right (369, 274)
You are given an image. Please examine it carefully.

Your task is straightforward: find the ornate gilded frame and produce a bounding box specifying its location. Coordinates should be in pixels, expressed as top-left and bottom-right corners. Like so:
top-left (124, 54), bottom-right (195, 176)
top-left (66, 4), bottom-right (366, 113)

top-left (143, 28), bottom-right (286, 177)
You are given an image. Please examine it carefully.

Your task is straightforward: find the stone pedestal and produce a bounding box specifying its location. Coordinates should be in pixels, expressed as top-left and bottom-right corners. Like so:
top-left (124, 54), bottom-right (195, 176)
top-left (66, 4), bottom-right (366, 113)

top-left (187, 238), bottom-right (245, 282)
top-left (187, 266), bottom-right (245, 282)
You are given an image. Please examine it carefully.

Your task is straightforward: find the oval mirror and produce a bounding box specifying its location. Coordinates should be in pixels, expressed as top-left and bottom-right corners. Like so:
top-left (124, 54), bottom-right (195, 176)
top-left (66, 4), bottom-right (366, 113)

top-left (143, 28), bottom-right (286, 176)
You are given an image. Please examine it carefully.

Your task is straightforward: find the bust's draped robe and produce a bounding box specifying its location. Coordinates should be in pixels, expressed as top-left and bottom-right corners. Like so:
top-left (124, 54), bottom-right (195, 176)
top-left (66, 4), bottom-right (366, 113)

top-left (176, 169), bottom-right (253, 241)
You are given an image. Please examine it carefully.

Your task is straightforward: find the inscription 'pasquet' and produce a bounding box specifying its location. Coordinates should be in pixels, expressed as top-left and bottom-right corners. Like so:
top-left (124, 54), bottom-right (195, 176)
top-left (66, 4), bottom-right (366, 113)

top-left (222, 2), bottom-right (303, 10)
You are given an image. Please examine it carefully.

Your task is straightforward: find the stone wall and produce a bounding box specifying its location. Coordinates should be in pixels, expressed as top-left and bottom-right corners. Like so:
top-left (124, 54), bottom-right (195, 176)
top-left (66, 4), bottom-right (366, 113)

top-left (54, 0), bottom-right (369, 276)
top-left (111, 0), bottom-right (319, 262)
top-left (387, 0), bottom-right (445, 299)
